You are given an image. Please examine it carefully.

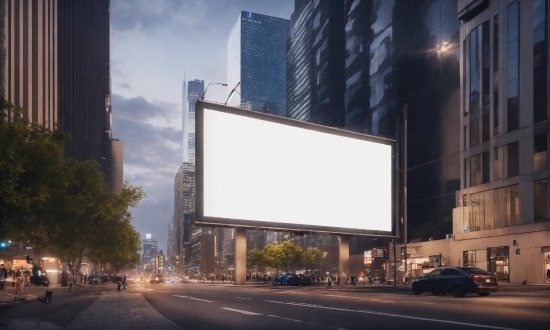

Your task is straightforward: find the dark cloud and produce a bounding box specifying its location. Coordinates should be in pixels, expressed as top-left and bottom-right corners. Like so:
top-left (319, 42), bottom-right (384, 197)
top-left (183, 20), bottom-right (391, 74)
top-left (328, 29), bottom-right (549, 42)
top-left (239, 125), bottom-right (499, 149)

top-left (112, 94), bottom-right (183, 251)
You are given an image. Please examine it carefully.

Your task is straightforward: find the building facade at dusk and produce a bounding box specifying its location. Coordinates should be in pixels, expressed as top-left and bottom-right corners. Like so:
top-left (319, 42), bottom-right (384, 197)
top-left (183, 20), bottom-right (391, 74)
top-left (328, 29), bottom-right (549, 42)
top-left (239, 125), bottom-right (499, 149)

top-left (183, 79), bottom-right (204, 164)
top-left (227, 11), bottom-right (289, 115)
top-left (141, 234), bottom-right (158, 268)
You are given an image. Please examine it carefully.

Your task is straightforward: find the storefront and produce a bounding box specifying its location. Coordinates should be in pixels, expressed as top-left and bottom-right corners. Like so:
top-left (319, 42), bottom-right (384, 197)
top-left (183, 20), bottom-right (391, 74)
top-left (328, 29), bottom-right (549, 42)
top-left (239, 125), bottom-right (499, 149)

top-left (543, 247), bottom-right (550, 283)
top-left (487, 247), bottom-right (510, 282)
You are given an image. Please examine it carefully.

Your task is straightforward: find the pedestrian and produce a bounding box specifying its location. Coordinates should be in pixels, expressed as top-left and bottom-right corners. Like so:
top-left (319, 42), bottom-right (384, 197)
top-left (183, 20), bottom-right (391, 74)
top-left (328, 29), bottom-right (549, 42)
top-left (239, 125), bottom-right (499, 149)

top-left (21, 274), bottom-right (28, 295)
top-left (68, 274), bottom-right (74, 292)
top-left (327, 276), bottom-right (333, 288)
top-left (222, 275), bottom-right (225, 283)
top-left (211, 275), bottom-right (214, 284)
top-left (0, 264), bottom-right (7, 290)
top-left (116, 275), bottom-right (122, 291)
top-left (122, 275), bottom-right (127, 289)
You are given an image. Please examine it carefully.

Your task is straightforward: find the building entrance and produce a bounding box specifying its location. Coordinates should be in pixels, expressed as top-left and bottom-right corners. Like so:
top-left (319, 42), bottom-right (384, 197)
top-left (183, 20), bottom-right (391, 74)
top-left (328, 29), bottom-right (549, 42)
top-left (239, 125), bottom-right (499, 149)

top-left (487, 247), bottom-right (510, 282)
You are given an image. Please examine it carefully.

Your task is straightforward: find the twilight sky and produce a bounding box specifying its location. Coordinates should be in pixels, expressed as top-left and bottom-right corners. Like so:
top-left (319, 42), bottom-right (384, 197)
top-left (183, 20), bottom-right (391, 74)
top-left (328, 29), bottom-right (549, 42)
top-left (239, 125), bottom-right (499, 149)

top-left (111, 0), bottom-right (294, 252)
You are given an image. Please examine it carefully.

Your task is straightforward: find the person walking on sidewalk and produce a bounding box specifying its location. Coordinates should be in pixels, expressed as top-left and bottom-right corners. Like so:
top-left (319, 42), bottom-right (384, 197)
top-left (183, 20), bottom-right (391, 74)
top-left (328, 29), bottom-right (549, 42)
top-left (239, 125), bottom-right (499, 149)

top-left (122, 275), bottom-right (127, 289)
top-left (68, 274), bottom-right (74, 292)
top-left (0, 264), bottom-right (7, 290)
top-left (116, 275), bottom-right (122, 291)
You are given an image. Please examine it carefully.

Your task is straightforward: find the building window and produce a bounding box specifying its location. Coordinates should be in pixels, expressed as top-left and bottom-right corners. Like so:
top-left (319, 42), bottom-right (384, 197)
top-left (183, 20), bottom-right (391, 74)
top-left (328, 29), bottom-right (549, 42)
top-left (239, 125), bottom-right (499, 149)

top-left (482, 21), bottom-right (491, 110)
top-left (534, 179), bottom-right (548, 222)
top-left (534, 0), bottom-right (548, 123)
top-left (494, 147), bottom-right (499, 180)
top-left (534, 133), bottom-right (548, 172)
top-left (506, 184), bottom-right (520, 226)
top-left (470, 154), bottom-right (481, 187)
top-left (464, 158), bottom-right (469, 188)
top-left (482, 151), bottom-right (490, 183)
top-left (463, 125), bottom-right (467, 150)
top-left (470, 26), bottom-right (480, 114)
top-left (463, 250), bottom-right (477, 267)
top-left (495, 186), bottom-right (507, 229)
top-left (493, 14), bottom-right (499, 135)
top-left (506, 141), bottom-right (519, 177)
top-left (507, 1), bottom-right (520, 131)
top-left (470, 118), bottom-right (480, 146)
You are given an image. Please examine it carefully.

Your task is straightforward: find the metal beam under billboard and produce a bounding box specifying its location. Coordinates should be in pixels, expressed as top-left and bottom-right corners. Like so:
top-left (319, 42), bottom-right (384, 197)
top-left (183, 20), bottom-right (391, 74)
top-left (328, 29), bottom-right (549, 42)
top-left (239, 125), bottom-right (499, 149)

top-left (195, 100), bottom-right (396, 237)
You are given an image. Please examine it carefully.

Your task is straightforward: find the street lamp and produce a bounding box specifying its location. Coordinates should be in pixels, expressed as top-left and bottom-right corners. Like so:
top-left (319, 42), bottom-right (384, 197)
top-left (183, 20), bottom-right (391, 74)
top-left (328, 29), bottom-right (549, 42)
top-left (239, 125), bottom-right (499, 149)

top-left (201, 83), bottom-right (227, 101)
top-left (323, 252), bottom-right (327, 277)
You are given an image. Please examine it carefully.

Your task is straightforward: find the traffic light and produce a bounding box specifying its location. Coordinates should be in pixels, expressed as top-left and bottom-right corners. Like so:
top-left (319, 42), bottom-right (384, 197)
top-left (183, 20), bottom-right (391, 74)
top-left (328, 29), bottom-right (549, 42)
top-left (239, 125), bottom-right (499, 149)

top-left (0, 241), bottom-right (9, 250)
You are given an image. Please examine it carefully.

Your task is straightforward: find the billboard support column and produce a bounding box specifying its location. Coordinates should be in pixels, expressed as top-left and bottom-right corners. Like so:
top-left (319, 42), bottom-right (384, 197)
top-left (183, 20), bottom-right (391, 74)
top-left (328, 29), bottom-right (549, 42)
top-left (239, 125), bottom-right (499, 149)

top-left (234, 228), bottom-right (246, 285)
top-left (338, 235), bottom-right (350, 286)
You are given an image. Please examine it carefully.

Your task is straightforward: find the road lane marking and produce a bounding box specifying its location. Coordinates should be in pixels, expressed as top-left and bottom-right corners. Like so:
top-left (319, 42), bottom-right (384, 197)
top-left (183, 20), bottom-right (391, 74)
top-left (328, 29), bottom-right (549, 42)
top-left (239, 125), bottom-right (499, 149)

top-left (268, 315), bottom-right (303, 323)
top-left (147, 289), bottom-right (155, 290)
top-left (264, 300), bottom-right (519, 330)
top-left (159, 291), bottom-right (168, 293)
top-left (222, 307), bottom-right (261, 315)
top-left (236, 297), bottom-right (252, 300)
top-left (173, 295), bottom-right (213, 303)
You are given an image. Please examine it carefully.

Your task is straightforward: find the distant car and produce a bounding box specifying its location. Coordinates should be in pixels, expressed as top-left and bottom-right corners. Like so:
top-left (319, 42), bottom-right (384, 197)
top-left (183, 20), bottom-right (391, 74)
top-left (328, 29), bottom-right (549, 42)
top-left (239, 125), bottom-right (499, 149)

top-left (150, 274), bottom-right (165, 284)
top-left (411, 267), bottom-right (498, 297)
top-left (180, 276), bottom-right (189, 283)
top-left (272, 273), bottom-right (311, 286)
top-left (88, 276), bottom-right (100, 284)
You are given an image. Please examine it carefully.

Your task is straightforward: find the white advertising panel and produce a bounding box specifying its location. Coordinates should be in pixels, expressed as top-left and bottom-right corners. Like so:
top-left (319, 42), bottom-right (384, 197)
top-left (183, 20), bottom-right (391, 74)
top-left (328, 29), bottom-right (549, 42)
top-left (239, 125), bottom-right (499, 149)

top-left (195, 102), bottom-right (394, 236)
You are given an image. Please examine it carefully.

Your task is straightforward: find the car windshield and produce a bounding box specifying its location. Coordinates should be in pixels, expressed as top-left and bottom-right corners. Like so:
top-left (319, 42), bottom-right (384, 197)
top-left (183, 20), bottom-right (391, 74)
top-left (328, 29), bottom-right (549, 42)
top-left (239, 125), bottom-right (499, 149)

top-left (460, 267), bottom-right (492, 275)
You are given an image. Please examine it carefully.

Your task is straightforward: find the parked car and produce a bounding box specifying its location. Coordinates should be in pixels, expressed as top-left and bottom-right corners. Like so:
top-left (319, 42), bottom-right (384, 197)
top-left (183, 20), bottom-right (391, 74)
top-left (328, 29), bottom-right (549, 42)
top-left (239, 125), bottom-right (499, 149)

top-left (272, 273), bottom-right (290, 285)
top-left (88, 276), bottom-right (100, 284)
top-left (180, 276), bottom-right (189, 283)
top-left (34, 275), bottom-right (49, 287)
top-left (150, 274), bottom-right (165, 284)
top-left (411, 267), bottom-right (498, 297)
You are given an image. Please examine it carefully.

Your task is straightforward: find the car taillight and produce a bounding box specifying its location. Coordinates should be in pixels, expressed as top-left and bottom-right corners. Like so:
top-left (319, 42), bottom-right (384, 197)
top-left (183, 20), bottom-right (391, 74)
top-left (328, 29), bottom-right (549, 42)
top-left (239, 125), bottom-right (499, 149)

top-left (469, 274), bottom-right (480, 280)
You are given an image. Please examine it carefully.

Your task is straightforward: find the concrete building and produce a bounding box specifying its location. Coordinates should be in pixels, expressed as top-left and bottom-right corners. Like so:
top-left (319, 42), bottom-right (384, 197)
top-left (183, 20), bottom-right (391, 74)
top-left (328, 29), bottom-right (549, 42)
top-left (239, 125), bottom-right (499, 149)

top-left (451, 0), bottom-right (550, 284)
top-left (183, 79), bottom-right (204, 164)
top-left (141, 234), bottom-right (158, 269)
top-left (227, 11), bottom-right (289, 115)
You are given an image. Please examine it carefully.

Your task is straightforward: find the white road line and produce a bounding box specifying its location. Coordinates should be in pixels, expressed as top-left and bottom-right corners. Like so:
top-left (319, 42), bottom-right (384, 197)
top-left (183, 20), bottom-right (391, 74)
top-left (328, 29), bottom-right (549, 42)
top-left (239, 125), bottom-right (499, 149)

top-left (264, 300), bottom-right (519, 330)
top-left (173, 295), bottom-right (213, 303)
top-left (222, 307), bottom-right (262, 315)
top-left (268, 315), bottom-right (303, 323)
top-left (159, 291), bottom-right (168, 293)
top-left (236, 297), bottom-right (252, 300)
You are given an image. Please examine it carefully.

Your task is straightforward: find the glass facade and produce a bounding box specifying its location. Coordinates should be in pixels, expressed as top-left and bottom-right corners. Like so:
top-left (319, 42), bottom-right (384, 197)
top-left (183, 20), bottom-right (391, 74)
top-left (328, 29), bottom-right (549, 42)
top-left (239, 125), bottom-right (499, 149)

top-left (287, 0), bottom-right (461, 239)
top-left (186, 79), bottom-right (204, 165)
top-left (227, 11), bottom-right (288, 116)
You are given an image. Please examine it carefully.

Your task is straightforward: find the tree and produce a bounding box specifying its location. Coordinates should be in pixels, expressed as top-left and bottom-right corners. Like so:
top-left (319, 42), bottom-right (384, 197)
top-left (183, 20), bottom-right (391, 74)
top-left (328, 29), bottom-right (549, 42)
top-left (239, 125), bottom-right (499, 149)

top-left (247, 248), bottom-right (266, 271)
top-left (264, 241), bottom-right (303, 273)
top-left (302, 247), bottom-right (323, 270)
top-left (0, 98), bottom-right (70, 239)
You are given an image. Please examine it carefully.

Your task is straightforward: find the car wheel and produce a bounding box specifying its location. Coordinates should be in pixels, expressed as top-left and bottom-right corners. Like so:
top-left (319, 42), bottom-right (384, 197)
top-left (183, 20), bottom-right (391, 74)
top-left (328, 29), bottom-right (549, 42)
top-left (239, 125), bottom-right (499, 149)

top-left (412, 283), bottom-right (422, 295)
top-left (452, 285), bottom-right (465, 298)
top-left (478, 292), bottom-right (491, 296)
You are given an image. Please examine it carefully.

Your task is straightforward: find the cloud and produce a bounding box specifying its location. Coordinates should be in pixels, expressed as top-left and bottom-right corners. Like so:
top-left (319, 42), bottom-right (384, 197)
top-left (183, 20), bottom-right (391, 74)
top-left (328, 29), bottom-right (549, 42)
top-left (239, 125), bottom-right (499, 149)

top-left (112, 94), bottom-right (183, 248)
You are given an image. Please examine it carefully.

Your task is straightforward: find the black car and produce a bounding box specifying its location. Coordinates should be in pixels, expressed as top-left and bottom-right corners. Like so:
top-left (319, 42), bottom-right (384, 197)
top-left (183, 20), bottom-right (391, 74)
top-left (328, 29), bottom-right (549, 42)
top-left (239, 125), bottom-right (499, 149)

top-left (35, 275), bottom-right (49, 287)
top-left (411, 267), bottom-right (498, 297)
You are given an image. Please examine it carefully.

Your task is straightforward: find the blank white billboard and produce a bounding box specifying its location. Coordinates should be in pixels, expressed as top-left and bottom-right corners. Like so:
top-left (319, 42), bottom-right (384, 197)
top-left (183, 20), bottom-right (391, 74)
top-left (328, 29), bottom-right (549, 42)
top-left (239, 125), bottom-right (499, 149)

top-left (195, 102), bottom-right (394, 236)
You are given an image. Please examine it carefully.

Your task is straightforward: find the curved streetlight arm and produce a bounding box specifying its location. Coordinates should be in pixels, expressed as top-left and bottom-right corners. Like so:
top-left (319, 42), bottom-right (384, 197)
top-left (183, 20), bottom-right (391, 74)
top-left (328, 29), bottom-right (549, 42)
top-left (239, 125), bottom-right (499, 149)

top-left (201, 83), bottom-right (227, 100)
top-left (225, 81), bottom-right (241, 106)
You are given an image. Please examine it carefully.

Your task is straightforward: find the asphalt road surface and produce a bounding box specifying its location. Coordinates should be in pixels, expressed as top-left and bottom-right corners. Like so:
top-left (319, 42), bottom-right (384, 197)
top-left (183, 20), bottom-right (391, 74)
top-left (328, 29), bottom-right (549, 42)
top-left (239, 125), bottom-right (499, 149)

top-left (136, 282), bottom-right (550, 330)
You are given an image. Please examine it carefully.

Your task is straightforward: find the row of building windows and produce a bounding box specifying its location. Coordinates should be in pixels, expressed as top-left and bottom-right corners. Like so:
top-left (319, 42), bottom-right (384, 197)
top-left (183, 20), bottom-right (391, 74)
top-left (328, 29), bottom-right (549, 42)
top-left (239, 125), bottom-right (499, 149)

top-left (465, 131), bottom-right (549, 189)
top-left (462, 177), bottom-right (549, 235)
top-left (464, 1), bottom-right (548, 150)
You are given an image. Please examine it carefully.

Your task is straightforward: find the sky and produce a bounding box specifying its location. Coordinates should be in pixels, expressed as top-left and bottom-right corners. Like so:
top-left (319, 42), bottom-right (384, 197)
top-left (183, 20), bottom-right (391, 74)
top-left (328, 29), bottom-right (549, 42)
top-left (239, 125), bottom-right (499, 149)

top-left (110, 0), bottom-right (295, 252)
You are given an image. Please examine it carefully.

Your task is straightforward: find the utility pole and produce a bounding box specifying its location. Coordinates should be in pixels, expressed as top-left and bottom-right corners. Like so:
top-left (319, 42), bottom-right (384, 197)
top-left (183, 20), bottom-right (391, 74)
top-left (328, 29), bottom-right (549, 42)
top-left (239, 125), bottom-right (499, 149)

top-left (403, 104), bottom-right (408, 280)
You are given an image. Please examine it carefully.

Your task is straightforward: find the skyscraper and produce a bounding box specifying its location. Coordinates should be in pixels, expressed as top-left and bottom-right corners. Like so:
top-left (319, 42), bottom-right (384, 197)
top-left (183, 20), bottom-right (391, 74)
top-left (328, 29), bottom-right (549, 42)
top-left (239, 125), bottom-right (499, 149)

top-left (186, 79), bottom-right (204, 164)
top-left (227, 11), bottom-right (289, 115)
top-left (1, 0), bottom-right (121, 192)
top-left (142, 234), bottom-right (158, 268)
top-left (287, 0), bottom-right (461, 242)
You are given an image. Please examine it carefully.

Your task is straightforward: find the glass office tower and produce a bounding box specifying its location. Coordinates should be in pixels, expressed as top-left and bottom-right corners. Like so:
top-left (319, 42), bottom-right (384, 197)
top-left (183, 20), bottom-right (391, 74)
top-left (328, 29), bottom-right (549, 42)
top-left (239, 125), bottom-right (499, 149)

top-left (227, 11), bottom-right (289, 116)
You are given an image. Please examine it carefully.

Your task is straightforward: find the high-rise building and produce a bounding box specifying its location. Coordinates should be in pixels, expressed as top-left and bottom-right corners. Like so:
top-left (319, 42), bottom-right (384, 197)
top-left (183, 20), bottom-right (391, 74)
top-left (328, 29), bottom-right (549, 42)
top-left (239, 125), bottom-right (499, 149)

top-left (452, 0), bottom-right (550, 284)
top-left (185, 79), bottom-right (203, 164)
top-left (142, 234), bottom-right (158, 268)
top-left (287, 0), bottom-right (461, 242)
top-left (1, 0), bottom-right (121, 192)
top-left (1, 0), bottom-right (58, 128)
top-left (227, 11), bottom-right (289, 115)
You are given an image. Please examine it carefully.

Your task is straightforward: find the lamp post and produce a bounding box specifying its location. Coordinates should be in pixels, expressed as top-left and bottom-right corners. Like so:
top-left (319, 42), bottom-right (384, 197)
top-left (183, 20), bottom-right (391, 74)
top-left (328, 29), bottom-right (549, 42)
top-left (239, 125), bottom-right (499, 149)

top-left (201, 83), bottom-right (227, 101)
top-left (323, 252), bottom-right (327, 278)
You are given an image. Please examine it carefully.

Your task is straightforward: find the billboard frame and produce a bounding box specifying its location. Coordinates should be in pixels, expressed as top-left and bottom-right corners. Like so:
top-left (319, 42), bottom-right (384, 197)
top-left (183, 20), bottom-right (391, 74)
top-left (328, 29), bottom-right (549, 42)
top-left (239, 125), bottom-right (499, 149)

top-left (195, 100), bottom-right (397, 238)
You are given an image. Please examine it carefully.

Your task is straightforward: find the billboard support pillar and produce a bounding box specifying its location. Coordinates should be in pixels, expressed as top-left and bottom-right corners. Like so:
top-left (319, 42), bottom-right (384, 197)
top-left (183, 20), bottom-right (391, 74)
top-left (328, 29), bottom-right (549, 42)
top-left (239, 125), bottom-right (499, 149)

top-left (338, 235), bottom-right (350, 285)
top-left (234, 228), bottom-right (247, 285)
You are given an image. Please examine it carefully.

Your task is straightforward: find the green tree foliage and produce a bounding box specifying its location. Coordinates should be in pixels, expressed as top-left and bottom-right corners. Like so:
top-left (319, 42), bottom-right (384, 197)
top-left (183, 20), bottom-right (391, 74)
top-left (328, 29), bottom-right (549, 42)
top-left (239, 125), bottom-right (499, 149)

top-left (0, 98), bottom-right (70, 238)
top-left (302, 247), bottom-right (323, 269)
top-left (1, 98), bottom-right (145, 273)
top-left (247, 248), bottom-right (266, 270)
top-left (264, 241), bottom-right (303, 272)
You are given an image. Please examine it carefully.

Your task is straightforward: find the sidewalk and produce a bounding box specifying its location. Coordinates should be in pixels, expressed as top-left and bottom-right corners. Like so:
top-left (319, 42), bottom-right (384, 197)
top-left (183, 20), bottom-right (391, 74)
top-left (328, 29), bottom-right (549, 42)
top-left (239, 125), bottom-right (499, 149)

top-left (0, 285), bottom-right (182, 330)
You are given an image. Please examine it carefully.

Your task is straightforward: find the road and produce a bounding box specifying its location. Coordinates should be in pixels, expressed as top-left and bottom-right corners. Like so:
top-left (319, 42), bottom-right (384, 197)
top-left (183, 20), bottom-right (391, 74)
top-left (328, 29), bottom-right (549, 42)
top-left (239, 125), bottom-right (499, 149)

top-left (135, 282), bottom-right (550, 330)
